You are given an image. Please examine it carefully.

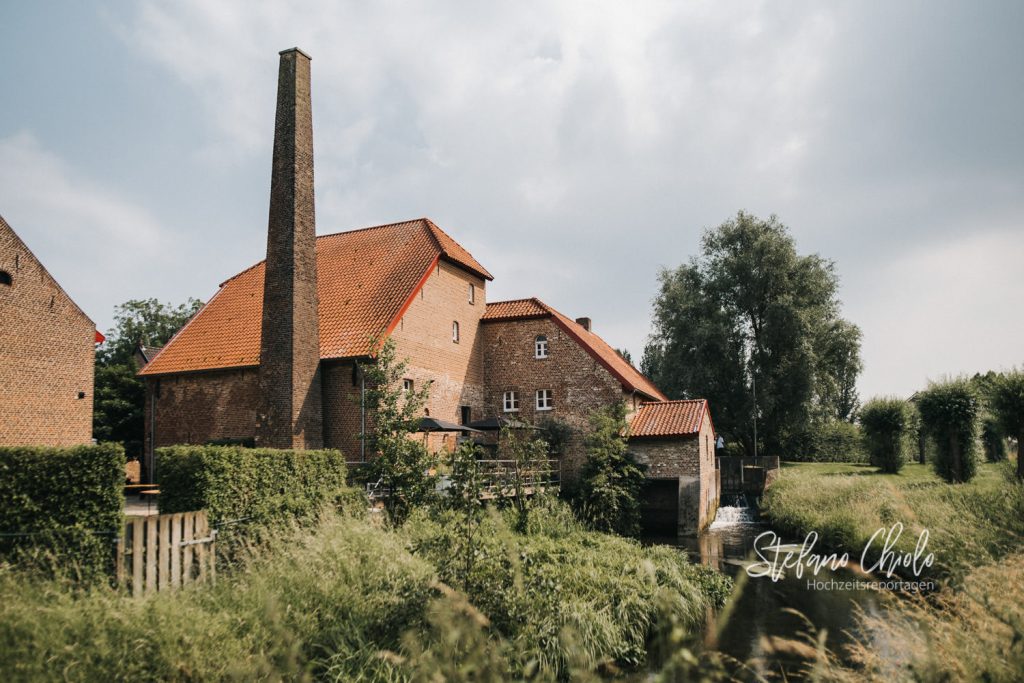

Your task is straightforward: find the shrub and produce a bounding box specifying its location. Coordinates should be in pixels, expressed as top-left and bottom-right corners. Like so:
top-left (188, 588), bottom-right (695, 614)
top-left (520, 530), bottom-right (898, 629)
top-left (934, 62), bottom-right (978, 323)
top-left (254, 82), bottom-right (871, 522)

top-left (916, 379), bottom-right (980, 483)
top-left (859, 397), bottom-right (909, 473)
top-left (574, 402), bottom-right (646, 536)
top-left (981, 416), bottom-right (1007, 462)
top-left (988, 370), bottom-right (1024, 479)
top-left (157, 445), bottom-right (350, 543)
top-left (0, 443), bottom-right (124, 580)
top-left (783, 420), bottom-right (867, 463)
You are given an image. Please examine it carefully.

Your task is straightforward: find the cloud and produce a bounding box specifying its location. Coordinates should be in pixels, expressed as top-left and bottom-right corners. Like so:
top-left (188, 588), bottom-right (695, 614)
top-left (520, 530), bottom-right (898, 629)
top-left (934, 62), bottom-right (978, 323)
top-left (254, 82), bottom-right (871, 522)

top-left (0, 132), bottom-right (170, 333)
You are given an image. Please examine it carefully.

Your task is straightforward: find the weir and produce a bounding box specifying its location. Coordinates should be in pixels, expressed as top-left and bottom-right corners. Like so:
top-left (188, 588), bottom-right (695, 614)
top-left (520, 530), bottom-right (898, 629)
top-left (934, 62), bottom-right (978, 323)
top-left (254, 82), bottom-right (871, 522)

top-left (716, 456), bottom-right (781, 496)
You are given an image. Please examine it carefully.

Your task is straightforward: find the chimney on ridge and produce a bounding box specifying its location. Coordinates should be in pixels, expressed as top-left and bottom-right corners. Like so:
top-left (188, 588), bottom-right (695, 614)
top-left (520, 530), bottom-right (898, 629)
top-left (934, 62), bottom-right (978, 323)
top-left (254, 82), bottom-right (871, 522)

top-left (575, 317), bottom-right (592, 332)
top-left (256, 47), bottom-right (323, 449)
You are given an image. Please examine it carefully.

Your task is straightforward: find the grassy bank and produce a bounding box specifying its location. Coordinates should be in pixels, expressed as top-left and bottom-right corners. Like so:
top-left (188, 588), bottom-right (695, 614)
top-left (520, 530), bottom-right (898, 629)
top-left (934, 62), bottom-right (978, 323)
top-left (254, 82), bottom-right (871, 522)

top-left (0, 500), bottom-right (729, 681)
top-left (761, 461), bottom-right (1024, 582)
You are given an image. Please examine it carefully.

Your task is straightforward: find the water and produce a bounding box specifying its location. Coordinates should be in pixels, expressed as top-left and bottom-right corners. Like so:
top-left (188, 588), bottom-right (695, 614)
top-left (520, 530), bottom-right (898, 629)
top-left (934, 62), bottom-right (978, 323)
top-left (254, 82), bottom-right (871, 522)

top-left (647, 499), bottom-right (891, 679)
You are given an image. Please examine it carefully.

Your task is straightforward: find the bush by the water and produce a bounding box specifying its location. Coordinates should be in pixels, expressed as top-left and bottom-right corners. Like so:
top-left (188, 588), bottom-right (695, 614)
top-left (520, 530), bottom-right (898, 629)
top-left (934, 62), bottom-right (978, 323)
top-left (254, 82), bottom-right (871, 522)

top-left (781, 420), bottom-right (867, 463)
top-left (157, 445), bottom-right (352, 542)
top-left (0, 443), bottom-right (124, 580)
top-left (574, 402), bottom-right (646, 536)
top-left (0, 500), bottom-right (730, 681)
top-left (916, 378), bottom-right (980, 482)
top-left (859, 397), bottom-right (909, 473)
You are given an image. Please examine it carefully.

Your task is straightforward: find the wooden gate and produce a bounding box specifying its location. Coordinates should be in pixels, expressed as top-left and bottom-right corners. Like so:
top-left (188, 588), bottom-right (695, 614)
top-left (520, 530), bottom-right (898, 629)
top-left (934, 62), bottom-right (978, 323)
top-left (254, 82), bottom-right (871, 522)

top-left (117, 511), bottom-right (216, 596)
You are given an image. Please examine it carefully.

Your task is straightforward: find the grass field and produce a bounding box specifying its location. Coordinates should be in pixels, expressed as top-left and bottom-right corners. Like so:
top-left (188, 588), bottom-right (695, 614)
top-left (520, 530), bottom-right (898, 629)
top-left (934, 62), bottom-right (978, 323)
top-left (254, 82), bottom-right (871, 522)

top-left (761, 460), bottom-right (1024, 582)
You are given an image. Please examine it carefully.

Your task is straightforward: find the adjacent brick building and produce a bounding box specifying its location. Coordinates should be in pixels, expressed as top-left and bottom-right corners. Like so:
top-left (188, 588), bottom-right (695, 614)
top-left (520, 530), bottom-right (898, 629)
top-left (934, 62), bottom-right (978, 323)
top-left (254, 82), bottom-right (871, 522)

top-left (0, 214), bottom-right (99, 447)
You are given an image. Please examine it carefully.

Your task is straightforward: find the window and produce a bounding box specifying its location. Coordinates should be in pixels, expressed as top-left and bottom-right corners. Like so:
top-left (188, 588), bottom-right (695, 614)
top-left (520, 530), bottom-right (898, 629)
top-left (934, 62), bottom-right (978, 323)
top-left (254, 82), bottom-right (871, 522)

top-left (0, 271), bottom-right (10, 286)
top-left (452, 321), bottom-right (460, 343)
top-left (534, 335), bottom-right (548, 359)
top-left (503, 391), bottom-right (519, 412)
top-left (468, 283), bottom-right (475, 304)
top-left (535, 389), bottom-right (553, 411)
top-left (460, 406), bottom-right (471, 424)
top-left (403, 378), bottom-right (414, 393)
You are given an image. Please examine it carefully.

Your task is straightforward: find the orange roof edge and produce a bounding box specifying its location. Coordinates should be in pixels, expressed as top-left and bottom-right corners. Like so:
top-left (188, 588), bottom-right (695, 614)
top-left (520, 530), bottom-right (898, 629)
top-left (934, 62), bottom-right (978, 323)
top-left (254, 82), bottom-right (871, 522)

top-left (380, 253), bottom-right (442, 348)
top-left (137, 286), bottom-right (225, 377)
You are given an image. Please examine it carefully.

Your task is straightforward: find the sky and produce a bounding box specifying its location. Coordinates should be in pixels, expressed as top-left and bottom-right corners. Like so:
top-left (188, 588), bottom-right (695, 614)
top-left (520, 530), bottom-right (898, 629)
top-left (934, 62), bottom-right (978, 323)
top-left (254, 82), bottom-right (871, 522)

top-left (0, 0), bottom-right (1021, 400)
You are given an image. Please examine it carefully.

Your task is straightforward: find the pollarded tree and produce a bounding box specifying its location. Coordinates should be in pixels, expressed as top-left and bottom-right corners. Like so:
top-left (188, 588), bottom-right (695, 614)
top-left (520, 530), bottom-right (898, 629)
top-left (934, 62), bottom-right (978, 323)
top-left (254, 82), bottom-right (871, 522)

top-left (859, 397), bottom-right (909, 473)
top-left (916, 379), bottom-right (980, 483)
top-left (988, 370), bottom-right (1024, 479)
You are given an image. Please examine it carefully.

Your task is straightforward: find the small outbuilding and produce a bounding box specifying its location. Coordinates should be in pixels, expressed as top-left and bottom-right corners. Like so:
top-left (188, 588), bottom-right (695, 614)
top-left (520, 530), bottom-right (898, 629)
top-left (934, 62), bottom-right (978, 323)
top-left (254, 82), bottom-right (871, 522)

top-left (629, 399), bottom-right (719, 534)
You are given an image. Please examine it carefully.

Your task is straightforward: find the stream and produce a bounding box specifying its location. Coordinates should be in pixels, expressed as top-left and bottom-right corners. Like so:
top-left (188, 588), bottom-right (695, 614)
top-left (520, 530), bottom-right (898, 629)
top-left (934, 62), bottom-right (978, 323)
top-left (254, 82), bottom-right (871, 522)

top-left (646, 496), bottom-right (894, 678)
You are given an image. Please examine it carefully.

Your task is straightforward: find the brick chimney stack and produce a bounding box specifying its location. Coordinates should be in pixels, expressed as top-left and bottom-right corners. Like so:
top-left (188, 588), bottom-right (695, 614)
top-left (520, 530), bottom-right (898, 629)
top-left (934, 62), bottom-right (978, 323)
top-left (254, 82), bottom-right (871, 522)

top-left (575, 317), bottom-right (592, 332)
top-left (256, 47), bottom-right (323, 449)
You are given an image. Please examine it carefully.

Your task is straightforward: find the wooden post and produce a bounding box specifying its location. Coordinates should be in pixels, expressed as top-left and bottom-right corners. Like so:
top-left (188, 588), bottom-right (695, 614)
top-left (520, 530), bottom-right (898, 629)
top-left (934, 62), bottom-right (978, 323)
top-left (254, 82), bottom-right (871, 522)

top-left (196, 514), bottom-right (208, 584)
top-left (170, 513), bottom-right (182, 589)
top-left (114, 534), bottom-right (125, 587)
top-left (132, 518), bottom-right (144, 597)
top-left (145, 517), bottom-right (158, 594)
top-left (158, 515), bottom-right (171, 591)
top-left (182, 512), bottom-right (195, 585)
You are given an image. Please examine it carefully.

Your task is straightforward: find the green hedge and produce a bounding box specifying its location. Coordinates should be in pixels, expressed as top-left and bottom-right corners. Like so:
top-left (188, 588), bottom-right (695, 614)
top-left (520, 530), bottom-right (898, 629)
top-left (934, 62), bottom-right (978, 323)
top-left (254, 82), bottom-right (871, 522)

top-left (0, 443), bottom-right (125, 580)
top-left (783, 420), bottom-right (867, 462)
top-left (157, 446), bottom-right (351, 534)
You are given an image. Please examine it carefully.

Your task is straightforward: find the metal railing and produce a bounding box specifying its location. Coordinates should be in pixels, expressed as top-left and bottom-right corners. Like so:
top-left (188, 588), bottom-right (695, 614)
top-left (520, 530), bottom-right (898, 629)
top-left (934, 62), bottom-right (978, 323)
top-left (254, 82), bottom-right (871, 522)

top-left (365, 458), bottom-right (561, 502)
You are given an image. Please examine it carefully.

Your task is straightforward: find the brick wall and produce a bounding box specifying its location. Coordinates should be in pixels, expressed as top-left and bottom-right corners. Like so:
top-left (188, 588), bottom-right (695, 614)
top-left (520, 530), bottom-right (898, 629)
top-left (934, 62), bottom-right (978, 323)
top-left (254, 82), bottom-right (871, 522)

top-left (144, 368), bottom-right (260, 455)
top-left (480, 317), bottom-right (640, 482)
top-left (0, 217), bottom-right (95, 447)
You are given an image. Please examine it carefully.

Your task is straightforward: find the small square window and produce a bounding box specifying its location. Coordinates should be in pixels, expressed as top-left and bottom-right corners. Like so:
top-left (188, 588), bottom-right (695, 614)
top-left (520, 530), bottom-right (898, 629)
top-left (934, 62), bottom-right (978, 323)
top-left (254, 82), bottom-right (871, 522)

top-left (536, 389), bottom-right (553, 411)
top-left (468, 283), bottom-right (475, 304)
top-left (534, 335), bottom-right (548, 359)
top-left (403, 378), bottom-right (414, 393)
top-left (452, 321), bottom-right (460, 343)
top-left (503, 391), bottom-right (519, 412)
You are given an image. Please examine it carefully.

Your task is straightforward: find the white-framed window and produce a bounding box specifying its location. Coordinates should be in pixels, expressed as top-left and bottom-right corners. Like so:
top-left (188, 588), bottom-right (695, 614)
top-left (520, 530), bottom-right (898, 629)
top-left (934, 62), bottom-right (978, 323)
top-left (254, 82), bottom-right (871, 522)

top-left (468, 283), bottom-right (475, 304)
top-left (534, 335), bottom-right (548, 359)
top-left (452, 320), bottom-right (460, 343)
top-left (535, 389), bottom-right (553, 411)
top-left (503, 391), bottom-right (519, 412)
top-left (403, 378), bottom-right (414, 393)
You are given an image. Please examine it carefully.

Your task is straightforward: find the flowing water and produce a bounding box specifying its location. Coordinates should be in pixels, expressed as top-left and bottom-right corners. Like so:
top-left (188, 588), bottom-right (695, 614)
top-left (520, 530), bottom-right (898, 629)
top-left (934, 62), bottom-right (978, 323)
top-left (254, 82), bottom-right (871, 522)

top-left (646, 497), bottom-right (893, 678)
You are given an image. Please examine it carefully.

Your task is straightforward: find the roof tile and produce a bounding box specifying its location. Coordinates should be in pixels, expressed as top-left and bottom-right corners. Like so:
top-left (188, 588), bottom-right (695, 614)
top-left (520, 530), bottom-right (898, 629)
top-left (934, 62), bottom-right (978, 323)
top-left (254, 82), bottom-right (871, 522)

top-left (629, 399), bottom-right (709, 437)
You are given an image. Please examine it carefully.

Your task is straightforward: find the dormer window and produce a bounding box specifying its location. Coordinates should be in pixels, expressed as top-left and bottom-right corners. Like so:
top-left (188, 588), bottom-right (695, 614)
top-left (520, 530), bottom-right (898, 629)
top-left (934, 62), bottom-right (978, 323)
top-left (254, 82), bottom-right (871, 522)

top-left (534, 335), bottom-right (548, 359)
top-left (468, 283), bottom-right (475, 304)
top-left (452, 321), bottom-right (460, 343)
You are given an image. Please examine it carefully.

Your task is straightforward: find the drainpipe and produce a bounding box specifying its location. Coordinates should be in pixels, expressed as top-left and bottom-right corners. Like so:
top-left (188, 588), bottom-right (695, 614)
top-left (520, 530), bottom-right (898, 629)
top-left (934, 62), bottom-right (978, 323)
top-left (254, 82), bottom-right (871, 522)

top-left (360, 368), bottom-right (366, 462)
top-left (148, 380), bottom-right (157, 484)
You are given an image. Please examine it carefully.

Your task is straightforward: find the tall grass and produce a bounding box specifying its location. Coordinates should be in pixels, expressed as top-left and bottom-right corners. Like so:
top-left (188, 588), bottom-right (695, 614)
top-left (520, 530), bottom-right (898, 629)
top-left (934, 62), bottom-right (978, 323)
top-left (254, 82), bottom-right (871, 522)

top-left (761, 462), bottom-right (1024, 582)
top-left (0, 500), bottom-right (728, 681)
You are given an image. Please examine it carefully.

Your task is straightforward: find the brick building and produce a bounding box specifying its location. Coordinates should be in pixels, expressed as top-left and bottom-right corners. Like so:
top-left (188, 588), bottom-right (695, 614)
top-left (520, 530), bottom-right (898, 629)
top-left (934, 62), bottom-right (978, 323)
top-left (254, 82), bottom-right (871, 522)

top-left (0, 214), bottom-right (100, 447)
top-left (628, 400), bottom-right (719, 532)
top-left (137, 47), bottom-right (718, 522)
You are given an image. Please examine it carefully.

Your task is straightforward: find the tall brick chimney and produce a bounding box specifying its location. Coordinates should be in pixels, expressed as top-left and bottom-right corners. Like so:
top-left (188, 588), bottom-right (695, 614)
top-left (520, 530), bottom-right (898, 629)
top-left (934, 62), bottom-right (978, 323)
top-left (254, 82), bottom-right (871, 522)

top-left (256, 47), bottom-right (323, 449)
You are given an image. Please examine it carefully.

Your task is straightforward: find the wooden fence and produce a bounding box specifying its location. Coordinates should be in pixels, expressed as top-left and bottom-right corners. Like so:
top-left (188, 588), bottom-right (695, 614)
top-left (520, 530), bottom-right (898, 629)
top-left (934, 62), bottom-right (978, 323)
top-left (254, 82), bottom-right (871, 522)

top-left (118, 511), bottom-right (216, 596)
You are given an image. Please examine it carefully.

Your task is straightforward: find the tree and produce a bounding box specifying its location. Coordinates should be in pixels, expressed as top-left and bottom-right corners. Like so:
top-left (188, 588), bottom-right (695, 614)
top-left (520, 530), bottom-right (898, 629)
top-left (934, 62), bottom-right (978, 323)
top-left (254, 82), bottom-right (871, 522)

top-left (93, 298), bottom-right (201, 460)
top-left (988, 370), bottom-right (1024, 479)
top-left (615, 347), bottom-right (633, 364)
top-left (916, 379), bottom-right (980, 483)
top-left (859, 398), bottom-right (908, 473)
top-left (574, 402), bottom-right (646, 536)
top-left (643, 212), bottom-right (862, 456)
top-left (359, 337), bottom-right (437, 522)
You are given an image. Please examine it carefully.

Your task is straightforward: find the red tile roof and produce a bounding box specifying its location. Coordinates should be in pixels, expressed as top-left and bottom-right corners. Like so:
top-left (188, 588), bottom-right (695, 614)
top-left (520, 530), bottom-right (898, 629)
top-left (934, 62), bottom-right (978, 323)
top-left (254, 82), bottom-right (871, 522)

top-left (482, 298), bottom-right (668, 401)
top-left (629, 399), bottom-right (710, 438)
top-left (139, 219), bottom-right (490, 376)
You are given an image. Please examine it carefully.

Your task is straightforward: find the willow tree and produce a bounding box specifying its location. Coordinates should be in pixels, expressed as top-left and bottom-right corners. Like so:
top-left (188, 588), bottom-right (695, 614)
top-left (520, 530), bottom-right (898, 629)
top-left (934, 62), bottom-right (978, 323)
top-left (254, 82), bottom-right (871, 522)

top-left (988, 370), bottom-right (1024, 479)
top-left (860, 398), bottom-right (909, 473)
top-left (642, 211), bottom-right (862, 456)
top-left (916, 379), bottom-right (980, 483)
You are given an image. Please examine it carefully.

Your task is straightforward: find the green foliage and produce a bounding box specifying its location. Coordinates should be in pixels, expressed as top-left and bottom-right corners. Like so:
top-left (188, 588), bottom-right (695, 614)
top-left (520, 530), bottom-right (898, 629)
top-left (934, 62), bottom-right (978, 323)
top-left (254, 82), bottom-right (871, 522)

top-left (982, 416), bottom-right (1007, 462)
top-left (643, 211), bottom-right (862, 456)
top-left (93, 298), bottom-right (201, 462)
top-left (536, 416), bottom-right (573, 457)
top-left (859, 397), bottom-right (909, 473)
top-left (782, 419), bottom-right (867, 463)
top-left (0, 444), bottom-right (124, 580)
top-left (987, 369), bottom-right (1024, 478)
top-left (405, 501), bottom-right (731, 678)
top-left (359, 337), bottom-right (438, 522)
top-left (500, 425), bottom-right (555, 533)
top-left (156, 445), bottom-right (349, 547)
top-left (916, 378), bottom-right (980, 483)
top-left (574, 403), bottom-right (646, 536)
top-left (0, 501), bottom-right (731, 681)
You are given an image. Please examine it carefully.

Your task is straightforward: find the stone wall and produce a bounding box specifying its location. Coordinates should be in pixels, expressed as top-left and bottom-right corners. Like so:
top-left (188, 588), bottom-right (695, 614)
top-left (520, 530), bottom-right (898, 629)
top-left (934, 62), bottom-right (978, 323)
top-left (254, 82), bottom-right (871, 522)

top-left (0, 217), bottom-right (95, 447)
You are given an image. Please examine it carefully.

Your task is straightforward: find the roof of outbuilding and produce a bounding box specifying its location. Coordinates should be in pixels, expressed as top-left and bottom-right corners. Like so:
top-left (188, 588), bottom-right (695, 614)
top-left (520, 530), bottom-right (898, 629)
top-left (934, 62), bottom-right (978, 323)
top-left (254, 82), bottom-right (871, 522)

top-left (629, 399), bottom-right (711, 437)
top-left (139, 218), bottom-right (490, 376)
top-left (482, 297), bottom-right (668, 401)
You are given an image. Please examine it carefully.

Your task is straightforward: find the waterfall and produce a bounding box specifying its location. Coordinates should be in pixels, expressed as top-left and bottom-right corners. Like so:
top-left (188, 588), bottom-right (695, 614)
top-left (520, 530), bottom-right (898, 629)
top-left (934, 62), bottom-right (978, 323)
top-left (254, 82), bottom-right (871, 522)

top-left (710, 494), bottom-right (759, 527)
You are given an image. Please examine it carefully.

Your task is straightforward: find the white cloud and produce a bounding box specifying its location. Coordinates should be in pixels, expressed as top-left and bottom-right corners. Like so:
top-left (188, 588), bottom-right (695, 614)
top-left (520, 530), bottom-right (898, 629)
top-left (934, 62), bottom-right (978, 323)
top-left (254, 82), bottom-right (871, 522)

top-left (0, 132), bottom-right (171, 333)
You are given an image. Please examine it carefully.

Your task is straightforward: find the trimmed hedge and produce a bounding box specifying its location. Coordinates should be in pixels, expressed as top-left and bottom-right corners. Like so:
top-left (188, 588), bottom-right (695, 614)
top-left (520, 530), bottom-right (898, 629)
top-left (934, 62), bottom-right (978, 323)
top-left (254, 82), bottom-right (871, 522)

top-left (860, 397), bottom-right (909, 473)
top-left (783, 420), bottom-right (867, 463)
top-left (157, 446), bottom-right (350, 533)
top-left (0, 443), bottom-right (125, 579)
